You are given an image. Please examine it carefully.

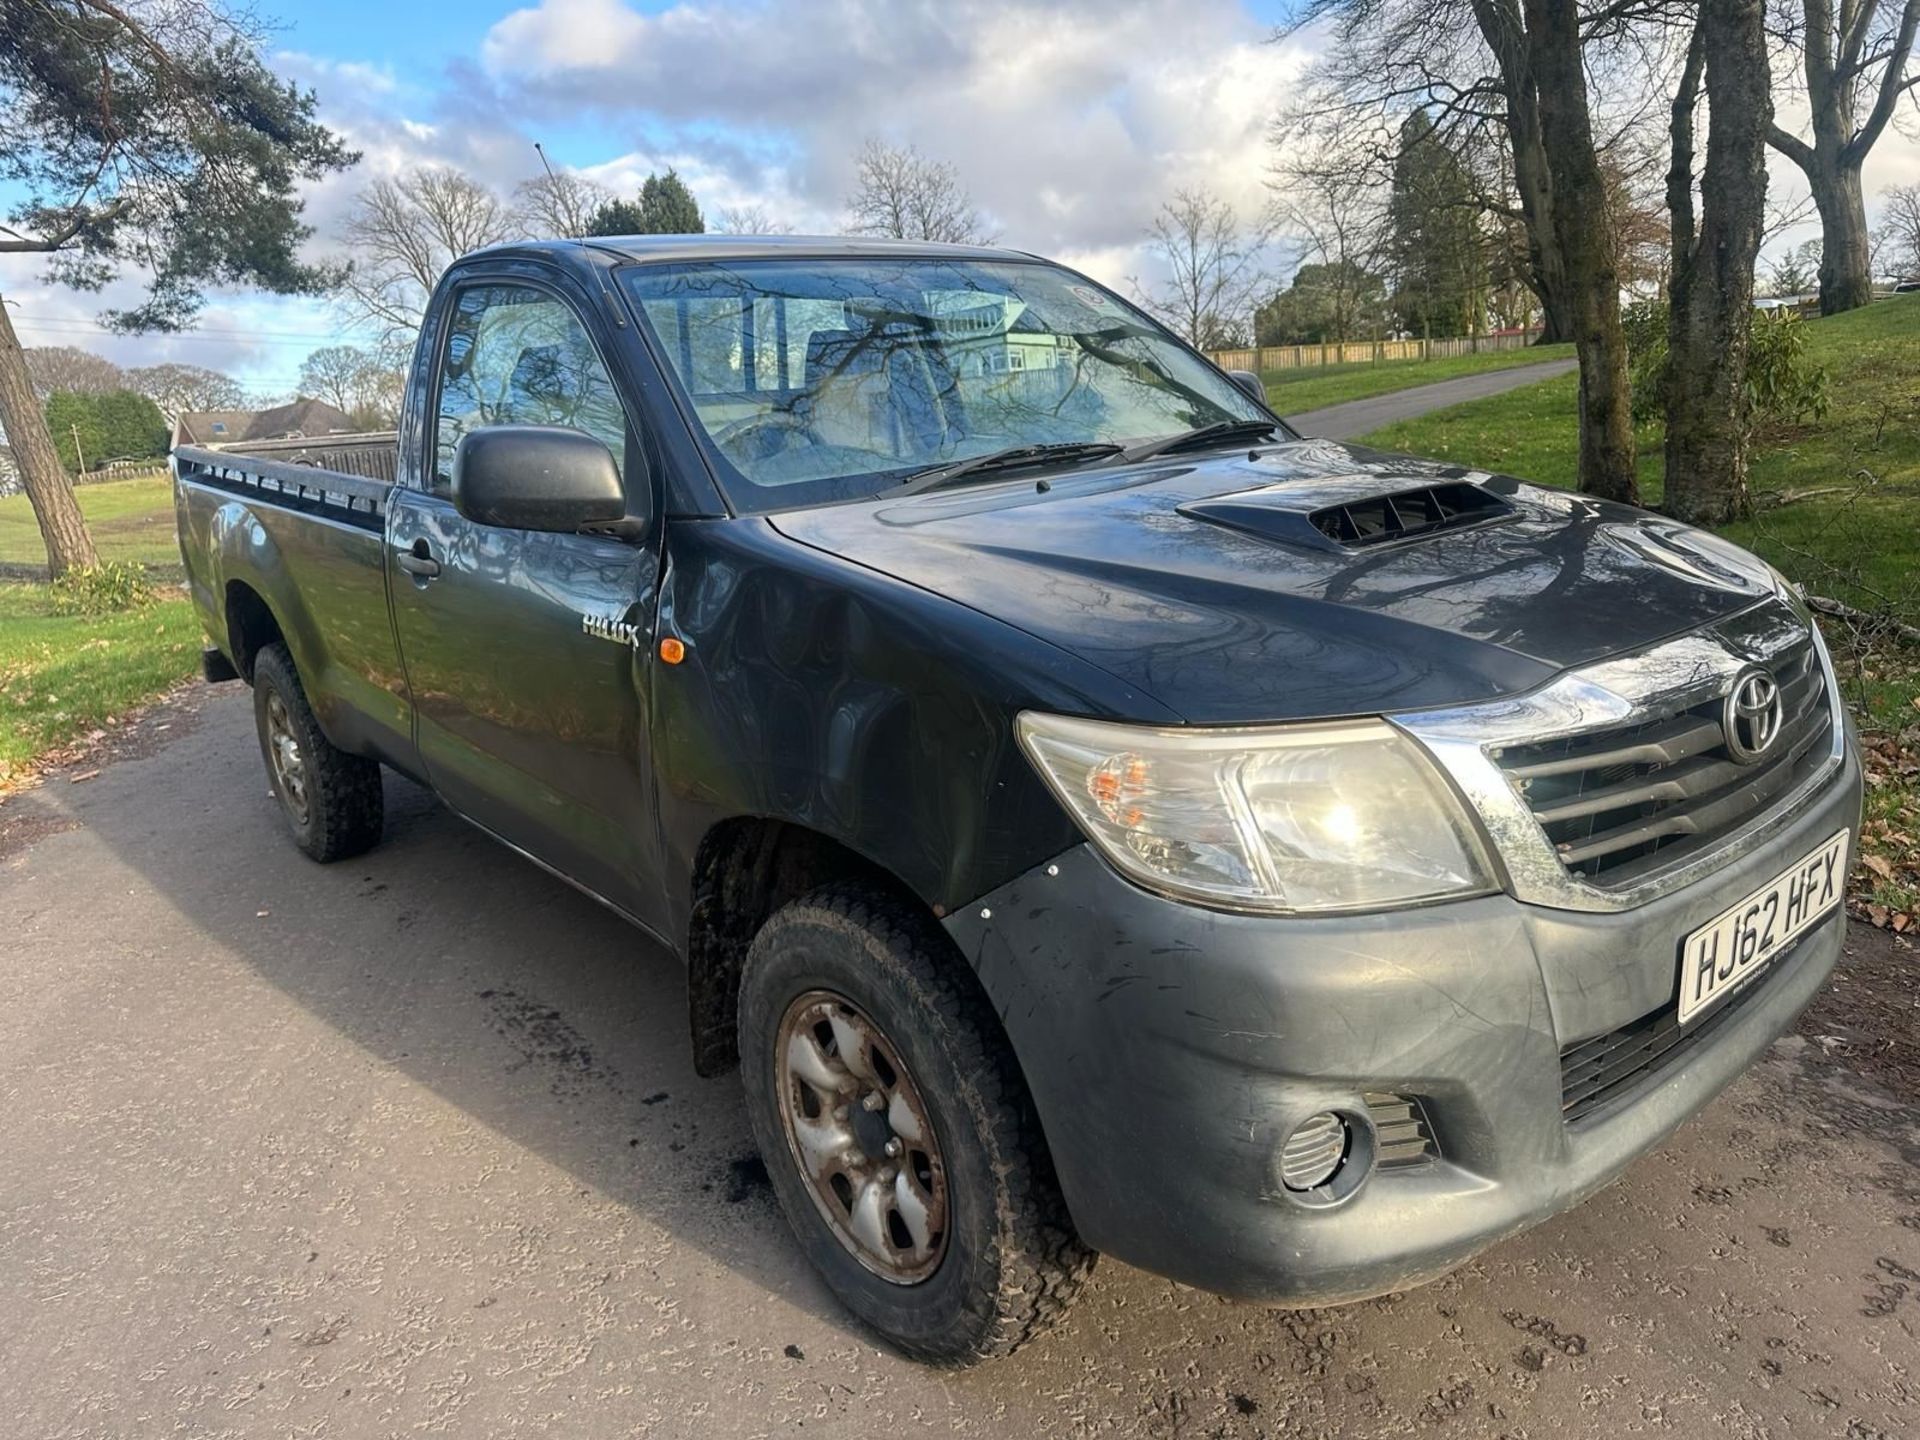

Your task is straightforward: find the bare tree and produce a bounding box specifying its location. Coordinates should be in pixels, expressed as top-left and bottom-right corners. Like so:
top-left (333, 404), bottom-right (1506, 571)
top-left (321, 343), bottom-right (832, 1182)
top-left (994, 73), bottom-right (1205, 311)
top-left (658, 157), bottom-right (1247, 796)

top-left (341, 169), bottom-right (520, 343)
top-left (1132, 188), bottom-right (1276, 348)
top-left (1767, 0), bottom-right (1920, 313)
top-left (513, 170), bottom-right (611, 239)
top-left (126, 362), bottom-right (246, 417)
top-left (712, 203), bottom-right (794, 235)
top-left (845, 140), bottom-right (992, 244)
top-left (1269, 156), bottom-right (1388, 341)
top-left (1666, 0), bottom-right (1773, 524)
top-left (22, 347), bottom-right (126, 400)
top-left (297, 344), bottom-right (404, 428)
top-left (1877, 181), bottom-right (1920, 276)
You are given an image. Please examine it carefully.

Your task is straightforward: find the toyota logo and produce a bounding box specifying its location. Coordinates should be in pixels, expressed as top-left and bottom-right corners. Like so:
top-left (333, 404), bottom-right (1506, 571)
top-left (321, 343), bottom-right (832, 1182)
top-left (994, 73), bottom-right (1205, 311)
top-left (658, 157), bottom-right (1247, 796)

top-left (1723, 669), bottom-right (1784, 764)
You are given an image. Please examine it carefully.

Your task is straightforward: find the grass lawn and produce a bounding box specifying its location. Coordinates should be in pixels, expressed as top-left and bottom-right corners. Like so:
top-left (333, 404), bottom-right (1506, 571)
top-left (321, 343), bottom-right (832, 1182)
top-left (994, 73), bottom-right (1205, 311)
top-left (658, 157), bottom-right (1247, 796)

top-left (0, 582), bottom-right (201, 786)
top-left (1265, 343), bottom-right (1576, 417)
top-left (0, 473), bottom-right (179, 577)
top-left (1358, 293), bottom-right (1920, 923)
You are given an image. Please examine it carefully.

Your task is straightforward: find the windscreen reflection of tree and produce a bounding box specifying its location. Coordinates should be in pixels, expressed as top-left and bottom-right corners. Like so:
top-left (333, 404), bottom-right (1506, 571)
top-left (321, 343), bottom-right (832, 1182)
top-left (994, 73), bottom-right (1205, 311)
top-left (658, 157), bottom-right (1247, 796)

top-left (630, 261), bottom-right (1237, 480)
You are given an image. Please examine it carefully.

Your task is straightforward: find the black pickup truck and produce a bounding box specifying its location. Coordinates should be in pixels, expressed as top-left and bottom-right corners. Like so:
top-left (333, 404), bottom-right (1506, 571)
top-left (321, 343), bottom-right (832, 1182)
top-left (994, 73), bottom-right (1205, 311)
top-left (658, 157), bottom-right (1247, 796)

top-left (174, 236), bottom-right (1861, 1364)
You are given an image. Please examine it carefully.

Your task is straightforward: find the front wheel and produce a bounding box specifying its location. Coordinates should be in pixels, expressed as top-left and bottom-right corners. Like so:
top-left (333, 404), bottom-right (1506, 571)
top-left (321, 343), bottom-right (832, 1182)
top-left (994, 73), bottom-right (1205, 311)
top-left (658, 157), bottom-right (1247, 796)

top-left (737, 883), bottom-right (1093, 1365)
top-left (252, 642), bottom-right (383, 863)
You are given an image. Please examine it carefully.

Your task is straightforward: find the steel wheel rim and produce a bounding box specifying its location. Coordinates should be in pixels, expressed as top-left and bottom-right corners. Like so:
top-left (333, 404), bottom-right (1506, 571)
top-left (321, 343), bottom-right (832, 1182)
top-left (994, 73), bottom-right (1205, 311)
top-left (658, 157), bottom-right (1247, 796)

top-left (774, 990), bottom-right (950, 1285)
top-left (265, 691), bottom-right (309, 825)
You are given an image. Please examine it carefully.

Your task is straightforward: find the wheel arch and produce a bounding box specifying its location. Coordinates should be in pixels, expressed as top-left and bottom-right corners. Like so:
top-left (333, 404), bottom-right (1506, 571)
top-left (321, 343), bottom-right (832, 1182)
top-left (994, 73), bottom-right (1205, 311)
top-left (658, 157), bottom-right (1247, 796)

top-left (685, 816), bottom-right (928, 1077)
top-left (223, 579), bottom-right (286, 682)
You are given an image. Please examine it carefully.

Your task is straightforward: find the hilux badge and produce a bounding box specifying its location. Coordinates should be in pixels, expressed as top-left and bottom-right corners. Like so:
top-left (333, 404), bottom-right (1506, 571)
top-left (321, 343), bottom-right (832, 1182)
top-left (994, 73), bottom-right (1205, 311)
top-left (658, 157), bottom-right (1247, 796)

top-left (1723, 669), bottom-right (1783, 764)
top-left (582, 611), bottom-right (642, 647)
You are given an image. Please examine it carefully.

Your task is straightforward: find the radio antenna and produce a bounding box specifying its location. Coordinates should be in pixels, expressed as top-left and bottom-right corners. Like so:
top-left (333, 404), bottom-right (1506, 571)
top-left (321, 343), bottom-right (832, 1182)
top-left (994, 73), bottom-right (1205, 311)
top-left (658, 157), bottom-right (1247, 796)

top-left (535, 140), bottom-right (625, 327)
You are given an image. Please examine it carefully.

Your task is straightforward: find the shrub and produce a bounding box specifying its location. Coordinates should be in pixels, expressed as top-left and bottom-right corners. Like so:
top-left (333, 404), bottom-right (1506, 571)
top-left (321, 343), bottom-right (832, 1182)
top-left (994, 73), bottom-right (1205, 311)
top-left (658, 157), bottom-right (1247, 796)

top-left (1624, 301), bottom-right (1829, 427)
top-left (1746, 308), bottom-right (1830, 423)
top-left (50, 561), bottom-right (155, 615)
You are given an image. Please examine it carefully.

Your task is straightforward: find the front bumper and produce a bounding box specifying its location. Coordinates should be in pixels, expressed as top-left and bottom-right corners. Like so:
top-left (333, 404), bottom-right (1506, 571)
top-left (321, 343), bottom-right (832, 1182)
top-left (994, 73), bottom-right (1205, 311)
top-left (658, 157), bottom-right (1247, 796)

top-left (942, 745), bottom-right (1863, 1305)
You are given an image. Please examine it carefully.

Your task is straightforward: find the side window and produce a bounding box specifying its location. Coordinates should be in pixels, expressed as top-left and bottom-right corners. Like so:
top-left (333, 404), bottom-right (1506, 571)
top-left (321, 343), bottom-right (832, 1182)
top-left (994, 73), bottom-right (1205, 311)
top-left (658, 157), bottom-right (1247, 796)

top-left (432, 282), bottom-right (628, 493)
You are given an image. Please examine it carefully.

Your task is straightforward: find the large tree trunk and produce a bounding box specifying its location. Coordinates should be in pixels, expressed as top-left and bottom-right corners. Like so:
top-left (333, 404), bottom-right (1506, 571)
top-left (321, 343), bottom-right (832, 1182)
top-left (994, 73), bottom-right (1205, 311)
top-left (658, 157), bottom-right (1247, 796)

top-left (1665, 0), bottom-right (1771, 524)
top-left (0, 287), bottom-right (98, 577)
top-left (1514, 129), bottom-right (1577, 342)
top-left (1470, 0), bottom-right (1576, 343)
top-left (1811, 159), bottom-right (1873, 314)
top-left (1520, 0), bottom-right (1638, 504)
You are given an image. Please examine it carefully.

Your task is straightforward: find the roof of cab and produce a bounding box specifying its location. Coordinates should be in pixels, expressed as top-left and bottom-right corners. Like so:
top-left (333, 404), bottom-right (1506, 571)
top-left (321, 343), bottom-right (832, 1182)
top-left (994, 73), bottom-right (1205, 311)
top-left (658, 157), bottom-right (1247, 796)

top-left (490, 234), bottom-right (1038, 266)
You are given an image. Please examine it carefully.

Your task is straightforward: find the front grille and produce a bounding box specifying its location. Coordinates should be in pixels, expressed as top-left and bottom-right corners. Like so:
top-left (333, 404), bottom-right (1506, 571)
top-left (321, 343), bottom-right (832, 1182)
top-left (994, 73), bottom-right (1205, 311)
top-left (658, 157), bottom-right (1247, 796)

top-left (1365, 1092), bottom-right (1438, 1167)
top-left (1493, 640), bottom-right (1832, 886)
top-left (1558, 930), bottom-right (1814, 1123)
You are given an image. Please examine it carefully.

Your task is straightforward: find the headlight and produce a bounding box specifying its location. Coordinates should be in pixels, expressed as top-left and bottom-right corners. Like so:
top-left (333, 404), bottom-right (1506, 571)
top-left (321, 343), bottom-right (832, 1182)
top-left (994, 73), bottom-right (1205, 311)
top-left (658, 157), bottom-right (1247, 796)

top-left (1016, 712), bottom-right (1497, 914)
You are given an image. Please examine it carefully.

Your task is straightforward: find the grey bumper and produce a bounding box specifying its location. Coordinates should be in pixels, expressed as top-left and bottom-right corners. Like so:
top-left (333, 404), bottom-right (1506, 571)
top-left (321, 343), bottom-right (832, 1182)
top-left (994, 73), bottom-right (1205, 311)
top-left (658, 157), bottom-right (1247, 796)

top-left (943, 750), bottom-right (1863, 1305)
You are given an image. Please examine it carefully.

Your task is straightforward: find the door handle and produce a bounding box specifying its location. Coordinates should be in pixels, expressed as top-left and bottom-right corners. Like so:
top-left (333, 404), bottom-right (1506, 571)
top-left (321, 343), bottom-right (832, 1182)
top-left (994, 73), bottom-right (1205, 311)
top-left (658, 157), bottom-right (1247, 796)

top-left (396, 543), bottom-right (441, 579)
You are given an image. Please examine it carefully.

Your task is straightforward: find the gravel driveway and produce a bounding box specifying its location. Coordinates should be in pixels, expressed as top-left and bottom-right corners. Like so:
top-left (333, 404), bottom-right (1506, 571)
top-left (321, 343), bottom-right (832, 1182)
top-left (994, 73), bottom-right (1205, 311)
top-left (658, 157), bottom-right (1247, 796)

top-left (2, 687), bottom-right (1915, 1438)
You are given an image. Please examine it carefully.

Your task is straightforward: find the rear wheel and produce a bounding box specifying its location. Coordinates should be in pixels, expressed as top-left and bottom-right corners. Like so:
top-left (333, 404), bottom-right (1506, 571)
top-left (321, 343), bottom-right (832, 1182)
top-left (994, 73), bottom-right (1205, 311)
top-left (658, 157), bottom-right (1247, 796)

top-left (737, 883), bottom-right (1093, 1365)
top-left (252, 642), bottom-right (383, 863)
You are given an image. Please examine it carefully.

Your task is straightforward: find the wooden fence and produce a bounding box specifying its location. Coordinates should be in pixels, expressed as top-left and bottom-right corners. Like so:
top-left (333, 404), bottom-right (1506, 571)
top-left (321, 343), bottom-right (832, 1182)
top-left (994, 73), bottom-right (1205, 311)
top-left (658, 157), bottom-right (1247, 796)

top-left (1207, 329), bottom-right (1544, 374)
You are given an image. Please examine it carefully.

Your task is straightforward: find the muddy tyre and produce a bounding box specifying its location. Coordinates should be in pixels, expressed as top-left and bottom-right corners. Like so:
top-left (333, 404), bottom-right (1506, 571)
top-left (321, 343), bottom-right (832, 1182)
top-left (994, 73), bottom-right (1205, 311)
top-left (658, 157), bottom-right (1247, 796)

top-left (737, 882), bottom-right (1093, 1365)
top-left (252, 642), bottom-right (383, 863)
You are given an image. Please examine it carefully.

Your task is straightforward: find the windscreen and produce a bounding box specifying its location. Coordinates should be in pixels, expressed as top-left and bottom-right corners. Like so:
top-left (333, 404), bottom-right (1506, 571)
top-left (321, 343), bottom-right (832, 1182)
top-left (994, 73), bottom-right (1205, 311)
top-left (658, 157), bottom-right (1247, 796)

top-left (618, 256), bottom-right (1267, 511)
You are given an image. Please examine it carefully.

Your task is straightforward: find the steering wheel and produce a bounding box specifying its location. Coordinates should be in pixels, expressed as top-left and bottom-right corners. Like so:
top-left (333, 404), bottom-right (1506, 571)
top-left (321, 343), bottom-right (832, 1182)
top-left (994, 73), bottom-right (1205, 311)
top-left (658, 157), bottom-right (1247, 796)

top-left (714, 409), bottom-right (815, 461)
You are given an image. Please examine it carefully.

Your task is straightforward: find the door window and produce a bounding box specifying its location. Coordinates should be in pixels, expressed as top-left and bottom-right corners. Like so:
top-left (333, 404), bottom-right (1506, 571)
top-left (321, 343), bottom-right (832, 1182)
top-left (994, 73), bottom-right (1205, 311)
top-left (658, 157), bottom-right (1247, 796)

top-left (432, 282), bottom-right (628, 492)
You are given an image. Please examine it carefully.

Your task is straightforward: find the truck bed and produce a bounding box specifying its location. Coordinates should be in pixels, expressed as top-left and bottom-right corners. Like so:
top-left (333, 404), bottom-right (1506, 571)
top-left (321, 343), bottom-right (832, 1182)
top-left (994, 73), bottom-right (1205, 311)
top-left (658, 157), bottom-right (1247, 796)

top-left (173, 444), bottom-right (393, 532)
top-left (172, 442), bottom-right (414, 767)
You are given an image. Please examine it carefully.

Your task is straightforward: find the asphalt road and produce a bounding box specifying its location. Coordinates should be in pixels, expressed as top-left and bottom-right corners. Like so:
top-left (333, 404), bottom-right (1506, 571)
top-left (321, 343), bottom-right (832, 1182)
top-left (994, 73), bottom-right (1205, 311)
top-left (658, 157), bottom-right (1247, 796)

top-left (4, 687), bottom-right (1917, 1439)
top-left (1285, 359), bottom-right (1579, 441)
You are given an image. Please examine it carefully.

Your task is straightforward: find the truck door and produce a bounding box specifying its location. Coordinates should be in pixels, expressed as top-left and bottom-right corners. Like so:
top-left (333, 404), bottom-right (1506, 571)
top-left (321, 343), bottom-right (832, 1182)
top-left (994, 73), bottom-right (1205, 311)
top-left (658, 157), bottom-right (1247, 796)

top-left (386, 273), bottom-right (664, 922)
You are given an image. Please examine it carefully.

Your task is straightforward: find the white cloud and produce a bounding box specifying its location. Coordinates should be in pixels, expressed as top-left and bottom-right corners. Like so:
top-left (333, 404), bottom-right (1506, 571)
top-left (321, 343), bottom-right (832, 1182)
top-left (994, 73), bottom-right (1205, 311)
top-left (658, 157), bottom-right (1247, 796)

top-left (476, 0), bottom-right (1309, 287)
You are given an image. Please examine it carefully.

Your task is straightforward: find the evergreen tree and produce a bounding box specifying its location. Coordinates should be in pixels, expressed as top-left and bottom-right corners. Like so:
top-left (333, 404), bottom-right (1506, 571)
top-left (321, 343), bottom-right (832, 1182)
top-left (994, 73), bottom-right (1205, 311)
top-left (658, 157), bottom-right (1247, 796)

top-left (1385, 112), bottom-right (1487, 338)
top-left (585, 169), bottom-right (705, 236)
top-left (43, 390), bottom-right (168, 473)
top-left (640, 169), bottom-right (705, 233)
top-left (0, 0), bottom-right (354, 575)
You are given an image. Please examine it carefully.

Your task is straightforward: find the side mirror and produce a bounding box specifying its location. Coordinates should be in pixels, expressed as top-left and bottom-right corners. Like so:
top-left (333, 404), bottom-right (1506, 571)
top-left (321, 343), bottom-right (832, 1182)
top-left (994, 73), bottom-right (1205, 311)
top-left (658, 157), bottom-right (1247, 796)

top-left (1227, 369), bottom-right (1269, 408)
top-left (452, 425), bottom-right (627, 534)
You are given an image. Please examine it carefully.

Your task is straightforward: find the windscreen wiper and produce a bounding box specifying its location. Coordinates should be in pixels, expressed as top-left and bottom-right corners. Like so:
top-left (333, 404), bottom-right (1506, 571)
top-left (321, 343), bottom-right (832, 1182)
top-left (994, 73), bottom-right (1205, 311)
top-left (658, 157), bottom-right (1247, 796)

top-left (1118, 418), bottom-right (1284, 464)
top-left (898, 441), bottom-right (1126, 496)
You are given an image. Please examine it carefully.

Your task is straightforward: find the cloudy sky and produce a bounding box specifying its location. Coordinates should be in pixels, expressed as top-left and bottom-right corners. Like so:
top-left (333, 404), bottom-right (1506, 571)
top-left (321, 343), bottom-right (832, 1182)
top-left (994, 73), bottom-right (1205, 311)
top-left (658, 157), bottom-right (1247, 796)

top-left (2, 0), bottom-right (1915, 395)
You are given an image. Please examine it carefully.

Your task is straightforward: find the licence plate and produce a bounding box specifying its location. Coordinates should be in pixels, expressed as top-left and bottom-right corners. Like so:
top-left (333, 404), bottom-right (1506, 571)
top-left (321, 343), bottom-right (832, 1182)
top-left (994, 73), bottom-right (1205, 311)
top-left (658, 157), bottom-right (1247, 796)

top-left (1677, 830), bottom-right (1848, 1026)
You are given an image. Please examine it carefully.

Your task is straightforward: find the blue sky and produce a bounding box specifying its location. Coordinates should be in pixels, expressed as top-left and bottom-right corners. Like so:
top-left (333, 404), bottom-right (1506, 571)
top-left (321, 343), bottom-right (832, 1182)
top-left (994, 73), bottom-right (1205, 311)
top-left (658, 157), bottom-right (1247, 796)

top-left (1, 0), bottom-right (1907, 398)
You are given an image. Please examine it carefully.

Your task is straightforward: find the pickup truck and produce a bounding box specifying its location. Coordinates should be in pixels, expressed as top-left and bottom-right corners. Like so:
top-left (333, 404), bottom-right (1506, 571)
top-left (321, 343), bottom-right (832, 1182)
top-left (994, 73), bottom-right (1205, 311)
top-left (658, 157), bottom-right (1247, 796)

top-left (174, 236), bottom-right (1861, 1365)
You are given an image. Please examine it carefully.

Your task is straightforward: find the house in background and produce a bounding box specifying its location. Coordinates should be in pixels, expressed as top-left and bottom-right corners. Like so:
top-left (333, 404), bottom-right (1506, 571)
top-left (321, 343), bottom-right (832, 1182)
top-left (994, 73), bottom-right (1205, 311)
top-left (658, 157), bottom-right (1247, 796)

top-left (0, 444), bottom-right (19, 497)
top-left (170, 396), bottom-right (357, 451)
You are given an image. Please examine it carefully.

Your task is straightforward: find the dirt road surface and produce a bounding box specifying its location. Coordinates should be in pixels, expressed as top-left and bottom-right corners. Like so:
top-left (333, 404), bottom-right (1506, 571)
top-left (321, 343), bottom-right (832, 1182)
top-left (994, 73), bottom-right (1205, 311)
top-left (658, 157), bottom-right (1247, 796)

top-left (3, 687), bottom-right (1916, 1438)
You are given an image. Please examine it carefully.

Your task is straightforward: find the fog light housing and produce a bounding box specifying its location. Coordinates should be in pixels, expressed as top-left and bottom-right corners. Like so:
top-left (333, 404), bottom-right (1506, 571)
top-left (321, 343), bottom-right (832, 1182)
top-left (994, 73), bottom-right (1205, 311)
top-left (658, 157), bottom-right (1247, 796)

top-left (1278, 1112), bottom-right (1351, 1191)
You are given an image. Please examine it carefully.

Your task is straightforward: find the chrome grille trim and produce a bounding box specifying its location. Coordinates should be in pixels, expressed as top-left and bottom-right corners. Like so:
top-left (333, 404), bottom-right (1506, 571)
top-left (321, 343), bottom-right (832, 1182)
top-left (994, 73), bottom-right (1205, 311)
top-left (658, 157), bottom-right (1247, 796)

top-left (1393, 598), bottom-right (1847, 913)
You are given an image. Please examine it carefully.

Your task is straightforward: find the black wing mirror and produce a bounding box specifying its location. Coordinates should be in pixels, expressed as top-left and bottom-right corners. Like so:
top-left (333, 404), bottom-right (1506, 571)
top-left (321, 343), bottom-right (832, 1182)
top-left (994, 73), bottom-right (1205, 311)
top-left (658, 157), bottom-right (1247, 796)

top-left (452, 426), bottom-right (627, 534)
top-left (1227, 369), bottom-right (1269, 408)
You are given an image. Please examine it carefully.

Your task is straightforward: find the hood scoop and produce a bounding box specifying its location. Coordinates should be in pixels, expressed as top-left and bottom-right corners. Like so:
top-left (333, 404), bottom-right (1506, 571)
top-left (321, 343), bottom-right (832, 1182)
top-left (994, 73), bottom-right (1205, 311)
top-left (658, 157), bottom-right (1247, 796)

top-left (1179, 476), bottom-right (1514, 552)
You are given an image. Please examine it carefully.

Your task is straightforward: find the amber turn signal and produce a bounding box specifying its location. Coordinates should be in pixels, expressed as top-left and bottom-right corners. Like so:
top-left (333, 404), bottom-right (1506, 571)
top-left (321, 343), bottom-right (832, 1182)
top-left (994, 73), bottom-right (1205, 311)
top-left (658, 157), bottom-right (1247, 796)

top-left (658, 636), bottom-right (687, 665)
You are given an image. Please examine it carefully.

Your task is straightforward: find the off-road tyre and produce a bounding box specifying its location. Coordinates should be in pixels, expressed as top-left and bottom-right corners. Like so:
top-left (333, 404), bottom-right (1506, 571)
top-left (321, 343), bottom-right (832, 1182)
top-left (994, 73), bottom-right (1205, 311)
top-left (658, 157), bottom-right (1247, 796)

top-left (252, 642), bottom-right (383, 863)
top-left (737, 882), bottom-right (1094, 1365)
